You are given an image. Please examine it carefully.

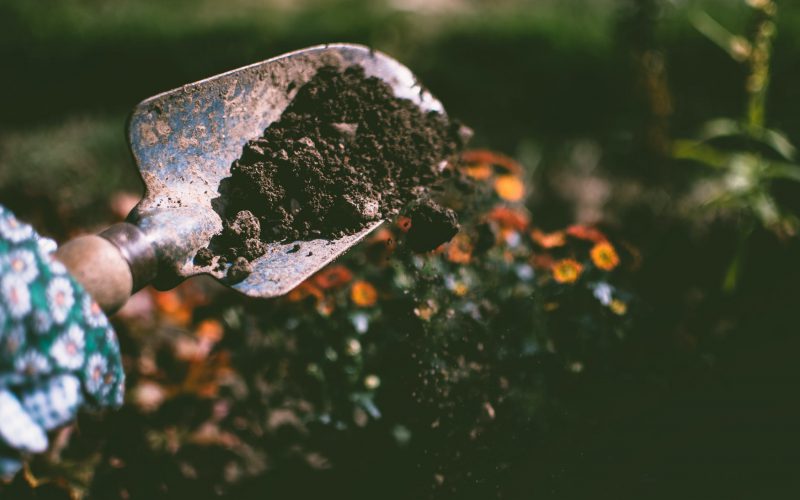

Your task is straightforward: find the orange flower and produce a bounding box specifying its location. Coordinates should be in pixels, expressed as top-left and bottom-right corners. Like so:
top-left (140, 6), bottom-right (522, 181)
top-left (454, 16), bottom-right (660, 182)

top-left (551, 259), bottom-right (583, 284)
top-left (494, 175), bottom-right (525, 201)
top-left (446, 233), bottom-right (473, 264)
top-left (182, 352), bottom-right (231, 398)
top-left (463, 164), bottom-right (493, 180)
top-left (487, 207), bottom-right (529, 231)
top-left (287, 282), bottom-right (324, 302)
top-left (152, 290), bottom-right (191, 326)
top-left (531, 229), bottom-right (566, 249)
top-left (565, 225), bottom-right (606, 243)
top-left (461, 149), bottom-right (524, 175)
top-left (195, 319), bottom-right (224, 343)
top-left (351, 280), bottom-right (378, 307)
top-left (313, 265), bottom-right (353, 289)
top-left (590, 241), bottom-right (620, 271)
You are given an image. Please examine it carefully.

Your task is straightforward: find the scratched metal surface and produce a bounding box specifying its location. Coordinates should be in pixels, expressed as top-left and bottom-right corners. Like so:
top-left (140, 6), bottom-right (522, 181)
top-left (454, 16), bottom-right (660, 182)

top-left (126, 43), bottom-right (444, 297)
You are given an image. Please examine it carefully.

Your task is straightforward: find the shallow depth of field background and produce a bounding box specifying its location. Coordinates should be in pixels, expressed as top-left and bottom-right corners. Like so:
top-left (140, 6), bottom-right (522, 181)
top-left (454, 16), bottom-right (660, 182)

top-left (2, 0), bottom-right (800, 498)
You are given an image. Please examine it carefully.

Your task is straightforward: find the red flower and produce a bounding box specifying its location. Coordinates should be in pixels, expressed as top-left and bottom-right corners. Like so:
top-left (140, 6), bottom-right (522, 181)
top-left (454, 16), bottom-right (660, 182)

top-left (566, 225), bottom-right (607, 243)
top-left (312, 265), bottom-right (353, 289)
top-left (461, 149), bottom-right (524, 176)
top-left (487, 207), bottom-right (530, 231)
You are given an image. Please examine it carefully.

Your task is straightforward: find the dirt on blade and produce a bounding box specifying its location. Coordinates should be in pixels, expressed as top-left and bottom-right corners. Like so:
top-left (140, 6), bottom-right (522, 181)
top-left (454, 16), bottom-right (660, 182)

top-left (200, 64), bottom-right (469, 275)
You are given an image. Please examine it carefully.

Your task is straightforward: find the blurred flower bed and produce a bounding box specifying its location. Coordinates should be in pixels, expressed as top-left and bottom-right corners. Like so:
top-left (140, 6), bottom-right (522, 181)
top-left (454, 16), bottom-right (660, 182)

top-left (2, 150), bottom-right (639, 499)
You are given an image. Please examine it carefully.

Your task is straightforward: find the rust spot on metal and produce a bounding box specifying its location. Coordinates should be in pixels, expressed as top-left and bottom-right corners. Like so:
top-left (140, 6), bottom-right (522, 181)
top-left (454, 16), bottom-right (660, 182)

top-left (139, 122), bottom-right (158, 146)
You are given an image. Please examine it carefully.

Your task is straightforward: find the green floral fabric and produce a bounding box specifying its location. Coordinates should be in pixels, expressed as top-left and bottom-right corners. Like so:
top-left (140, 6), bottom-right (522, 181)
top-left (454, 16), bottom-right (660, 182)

top-left (0, 204), bottom-right (124, 473)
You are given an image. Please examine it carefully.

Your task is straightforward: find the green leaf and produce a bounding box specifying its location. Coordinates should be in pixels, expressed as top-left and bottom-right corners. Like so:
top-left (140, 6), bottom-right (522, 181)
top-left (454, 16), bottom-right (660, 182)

top-left (761, 129), bottom-right (797, 161)
top-left (672, 139), bottom-right (730, 168)
top-left (690, 10), bottom-right (750, 62)
top-left (699, 118), bottom-right (743, 141)
top-left (762, 161), bottom-right (800, 183)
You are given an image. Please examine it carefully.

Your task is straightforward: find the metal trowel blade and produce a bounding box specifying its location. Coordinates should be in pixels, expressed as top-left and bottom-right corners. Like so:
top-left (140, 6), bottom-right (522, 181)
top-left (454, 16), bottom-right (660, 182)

top-left (126, 43), bottom-right (444, 297)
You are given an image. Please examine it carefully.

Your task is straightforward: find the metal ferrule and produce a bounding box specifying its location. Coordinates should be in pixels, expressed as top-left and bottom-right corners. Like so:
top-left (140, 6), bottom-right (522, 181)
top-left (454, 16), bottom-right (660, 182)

top-left (100, 223), bottom-right (158, 293)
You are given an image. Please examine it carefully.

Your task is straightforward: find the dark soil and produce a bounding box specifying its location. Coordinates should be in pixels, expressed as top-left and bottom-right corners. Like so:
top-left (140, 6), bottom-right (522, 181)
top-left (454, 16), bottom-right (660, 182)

top-left (405, 199), bottom-right (460, 252)
top-left (200, 65), bottom-right (468, 273)
top-left (227, 257), bottom-right (253, 283)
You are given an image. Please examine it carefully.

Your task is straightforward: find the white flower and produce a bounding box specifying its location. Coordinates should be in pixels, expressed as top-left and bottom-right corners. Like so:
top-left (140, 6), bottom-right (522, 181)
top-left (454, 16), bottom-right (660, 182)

top-left (48, 259), bottom-right (68, 275)
top-left (515, 263), bottom-right (534, 281)
top-left (104, 326), bottom-right (117, 347)
top-left (85, 353), bottom-right (108, 396)
top-left (82, 294), bottom-right (108, 329)
top-left (5, 249), bottom-right (38, 283)
top-left (46, 276), bottom-right (75, 324)
top-left (346, 338), bottom-right (362, 356)
top-left (15, 349), bottom-right (50, 376)
top-left (36, 236), bottom-right (57, 257)
top-left (50, 324), bottom-right (85, 370)
top-left (504, 230), bottom-right (522, 247)
top-left (592, 282), bottom-right (613, 306)
top-left (0, 215), bottom-right (34, 243)
top-left (350, 312), bottom-right (369, 334)
top-left (1, 275), bottom-right (31, 319)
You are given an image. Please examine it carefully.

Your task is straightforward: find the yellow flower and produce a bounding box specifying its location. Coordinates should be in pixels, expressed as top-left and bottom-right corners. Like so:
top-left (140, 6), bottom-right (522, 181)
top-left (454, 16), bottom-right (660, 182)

top-left (350, 280), bottom-right (378, 307)
top-left (590, 242), bottom-right (620, 271)
top-left (551, 259), bottom-right (583, 284)
top-left (609, 299), bottom-right (627, 315)
top-left (494, 175), bottom-right (525, 201)
top-left (452, 281), bottom-right (468, 297)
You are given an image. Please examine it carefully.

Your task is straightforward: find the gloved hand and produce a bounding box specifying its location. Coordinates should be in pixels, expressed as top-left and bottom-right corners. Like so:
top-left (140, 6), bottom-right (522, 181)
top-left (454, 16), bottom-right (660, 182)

top-left (0, 206), bottom-right (125, 479)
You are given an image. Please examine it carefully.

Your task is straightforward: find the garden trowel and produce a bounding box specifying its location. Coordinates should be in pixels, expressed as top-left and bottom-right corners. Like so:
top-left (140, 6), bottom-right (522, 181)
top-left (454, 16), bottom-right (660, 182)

top-left (55, 44), bottom-right (446, 313)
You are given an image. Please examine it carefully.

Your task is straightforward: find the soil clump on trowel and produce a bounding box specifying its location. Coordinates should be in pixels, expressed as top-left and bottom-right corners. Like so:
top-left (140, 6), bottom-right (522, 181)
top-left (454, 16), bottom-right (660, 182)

top-left (198, 65), bottom-right (468, 278)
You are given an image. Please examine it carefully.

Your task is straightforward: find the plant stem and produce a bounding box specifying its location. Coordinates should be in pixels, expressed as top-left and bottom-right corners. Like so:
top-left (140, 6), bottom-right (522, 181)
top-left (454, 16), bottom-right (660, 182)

top-left (745, 0), bottom-right (777, 135)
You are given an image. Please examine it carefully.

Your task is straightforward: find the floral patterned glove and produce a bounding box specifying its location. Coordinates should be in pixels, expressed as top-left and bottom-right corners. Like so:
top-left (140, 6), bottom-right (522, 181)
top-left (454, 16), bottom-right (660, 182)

top-left (0, 205), bottom-right (125, 478)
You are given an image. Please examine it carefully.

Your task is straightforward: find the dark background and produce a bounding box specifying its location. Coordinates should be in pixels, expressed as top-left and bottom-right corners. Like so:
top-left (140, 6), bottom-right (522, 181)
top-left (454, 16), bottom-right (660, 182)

top-left (2, 0), bottom-right (800, 498)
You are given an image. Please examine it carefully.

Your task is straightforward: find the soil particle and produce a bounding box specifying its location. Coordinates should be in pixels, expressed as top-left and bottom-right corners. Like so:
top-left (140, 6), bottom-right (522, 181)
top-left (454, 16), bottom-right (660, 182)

top-left (405, 199), bottom-right (460, 252)
top-left (193, 247), bottom-right (214, 267)
top-left (227, 257), bottom-right (253, 283)
top-left (199, 64), bottom-right (468, 279)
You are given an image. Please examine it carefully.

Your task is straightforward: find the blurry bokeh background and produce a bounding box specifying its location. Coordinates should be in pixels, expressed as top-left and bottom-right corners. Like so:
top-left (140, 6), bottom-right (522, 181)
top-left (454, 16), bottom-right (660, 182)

top-left (3, 0), bottom-right (799, 230)
top-left (2, 0), bottom-right (800, 498)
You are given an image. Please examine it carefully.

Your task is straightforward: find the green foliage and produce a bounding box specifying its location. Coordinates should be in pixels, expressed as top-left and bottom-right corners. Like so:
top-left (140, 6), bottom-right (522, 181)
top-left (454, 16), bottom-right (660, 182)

top-left (676, 0), bottom-right (799, 290)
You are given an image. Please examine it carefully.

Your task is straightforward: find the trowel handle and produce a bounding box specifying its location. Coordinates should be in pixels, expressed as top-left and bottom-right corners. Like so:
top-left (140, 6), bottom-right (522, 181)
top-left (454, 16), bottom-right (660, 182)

top-left (55, 223), bottom-right (157, 314)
